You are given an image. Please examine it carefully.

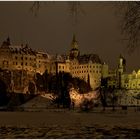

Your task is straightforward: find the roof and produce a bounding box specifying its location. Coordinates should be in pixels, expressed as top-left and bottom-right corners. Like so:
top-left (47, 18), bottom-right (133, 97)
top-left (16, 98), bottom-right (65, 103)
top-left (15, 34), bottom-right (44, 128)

top-left (77, 54), bottom-right (102, 64)
top-left (0, 43), bottom-right (36, 55)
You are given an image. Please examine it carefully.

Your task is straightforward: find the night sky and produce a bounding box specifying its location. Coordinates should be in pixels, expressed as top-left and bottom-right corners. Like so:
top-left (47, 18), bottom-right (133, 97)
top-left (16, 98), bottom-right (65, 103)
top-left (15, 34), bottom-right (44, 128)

top-left (0, 1), bottom-right (139, 72)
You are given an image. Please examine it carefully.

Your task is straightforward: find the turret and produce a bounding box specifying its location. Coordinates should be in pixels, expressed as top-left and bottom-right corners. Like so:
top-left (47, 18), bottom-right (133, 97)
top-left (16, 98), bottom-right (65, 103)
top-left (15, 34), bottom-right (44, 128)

top-left (69, 34), bottom-right (80, 59)
top-left (118, 54), bottom-right (126, 74)
top-left (117, 54), bottom-right (126, 89)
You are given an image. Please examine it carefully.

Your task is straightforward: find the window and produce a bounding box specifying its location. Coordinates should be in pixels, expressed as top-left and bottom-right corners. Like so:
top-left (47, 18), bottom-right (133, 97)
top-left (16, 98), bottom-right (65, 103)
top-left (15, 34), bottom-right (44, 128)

top-left (21, 62), bottom-right (23, 66)
top-left (25, 62), bottom-right (27, 66)
top-left (16, 62), bottom-right (18, 65)
top-left (59, 66), bottom-right (61, 69)
top-left (15, 56), bottom-right (17, 60)
top-left (25, 57), bottom-right (27, 60)
top-left (21, 57), bottom-right (23, 60)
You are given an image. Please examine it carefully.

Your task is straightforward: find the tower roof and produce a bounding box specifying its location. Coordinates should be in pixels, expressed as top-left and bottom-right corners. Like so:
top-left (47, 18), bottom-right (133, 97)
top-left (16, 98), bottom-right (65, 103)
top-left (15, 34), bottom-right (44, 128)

top-left (72, 34), bottom-right (77, 42)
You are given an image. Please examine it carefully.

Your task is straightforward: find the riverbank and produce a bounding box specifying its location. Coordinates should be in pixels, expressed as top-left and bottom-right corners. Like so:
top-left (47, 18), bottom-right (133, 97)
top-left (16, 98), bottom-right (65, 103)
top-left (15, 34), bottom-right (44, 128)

top-left (0, 108), bottom-right (140, 138)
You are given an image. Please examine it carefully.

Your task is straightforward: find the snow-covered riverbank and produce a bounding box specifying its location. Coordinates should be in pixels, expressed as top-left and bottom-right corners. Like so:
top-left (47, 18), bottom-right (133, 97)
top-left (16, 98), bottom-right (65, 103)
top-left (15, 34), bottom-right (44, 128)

top-left (0, 109), bottom-right (140, 138)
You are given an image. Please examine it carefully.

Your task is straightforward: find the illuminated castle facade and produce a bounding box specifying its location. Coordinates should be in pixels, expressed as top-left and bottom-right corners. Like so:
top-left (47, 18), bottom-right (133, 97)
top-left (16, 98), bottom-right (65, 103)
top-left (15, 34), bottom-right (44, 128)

top-left (0, 36), bottom-right (102, 90)
top-left (102, 55), bottom-right (140, 90)
top-left (0, 37), bottom-right (50, 75)
top-left (50, 35), bottom-right (102, 90)
top-left (0, 36), bottom-right (139, 91)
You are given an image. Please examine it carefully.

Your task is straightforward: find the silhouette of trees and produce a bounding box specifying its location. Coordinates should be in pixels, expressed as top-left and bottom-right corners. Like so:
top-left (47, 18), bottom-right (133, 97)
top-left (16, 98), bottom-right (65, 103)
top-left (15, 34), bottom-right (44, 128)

top-left (0, 79), bottom-right (9, 106)
top-left (80, 99), bottom-right (94, 112)
top-left (36, 73), bottom-right (44, 91)
top-left (117, 2), bottom-right (140, 52)
top-left (30, 1), bottom-right (84, 24)
top-left (35, 71), bottom-right (92, 108)
top-left (28, 81), bottom-right (36, 95)
top-left (100, 77), bottom-right (108, 111)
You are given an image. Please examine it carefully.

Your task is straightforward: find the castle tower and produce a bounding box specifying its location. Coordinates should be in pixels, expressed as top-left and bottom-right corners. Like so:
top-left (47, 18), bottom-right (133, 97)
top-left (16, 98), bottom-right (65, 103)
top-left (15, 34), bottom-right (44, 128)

top-left (69, 34), bottom-right (80, 59)
top-left (118, 54), bottom-right (126, 74)
top-left (117, 54), bottom-right (126, 88)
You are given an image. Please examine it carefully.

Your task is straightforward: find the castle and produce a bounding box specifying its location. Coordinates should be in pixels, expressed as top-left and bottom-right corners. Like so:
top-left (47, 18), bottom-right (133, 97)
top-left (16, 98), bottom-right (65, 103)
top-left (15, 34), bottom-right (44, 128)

top-left (0, 35), bottom-right (139, 92)
top-left (102, 55), bottom-right (140, 90)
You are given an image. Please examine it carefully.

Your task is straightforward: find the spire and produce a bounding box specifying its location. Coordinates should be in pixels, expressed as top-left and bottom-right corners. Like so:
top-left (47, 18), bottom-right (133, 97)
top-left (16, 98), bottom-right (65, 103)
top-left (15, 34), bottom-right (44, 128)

top-left (6, 36), bottom-right (11, 45)
top-left (71, 33), bottom-right (78, 49)
top-left (119, 54), bottom-right (123, 59)
top-left (72, 34), bottom-right (76, 42)
top-left (69, 34), bottom-right (80, 59)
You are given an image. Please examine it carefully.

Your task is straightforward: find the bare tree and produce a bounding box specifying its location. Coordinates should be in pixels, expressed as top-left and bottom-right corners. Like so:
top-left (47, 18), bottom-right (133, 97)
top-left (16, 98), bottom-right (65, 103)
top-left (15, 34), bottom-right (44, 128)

top-left (30, 1), bottom-right (84, 24)
top-left (117, 2), bottom-right (140, 52)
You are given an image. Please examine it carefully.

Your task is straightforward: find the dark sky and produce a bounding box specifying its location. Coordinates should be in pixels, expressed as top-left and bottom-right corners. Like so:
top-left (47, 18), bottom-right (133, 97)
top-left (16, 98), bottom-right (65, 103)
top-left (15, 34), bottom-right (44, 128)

top-left (0, 1), bottom-right (139, 72)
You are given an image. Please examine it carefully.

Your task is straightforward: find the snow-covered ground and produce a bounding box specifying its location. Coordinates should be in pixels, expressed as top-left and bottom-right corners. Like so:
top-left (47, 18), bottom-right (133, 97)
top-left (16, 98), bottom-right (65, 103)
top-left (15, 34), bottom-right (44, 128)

top-left (20, 94), bottom-right (56, 111)
top-left (0, 109), bottom-right (140, 138)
